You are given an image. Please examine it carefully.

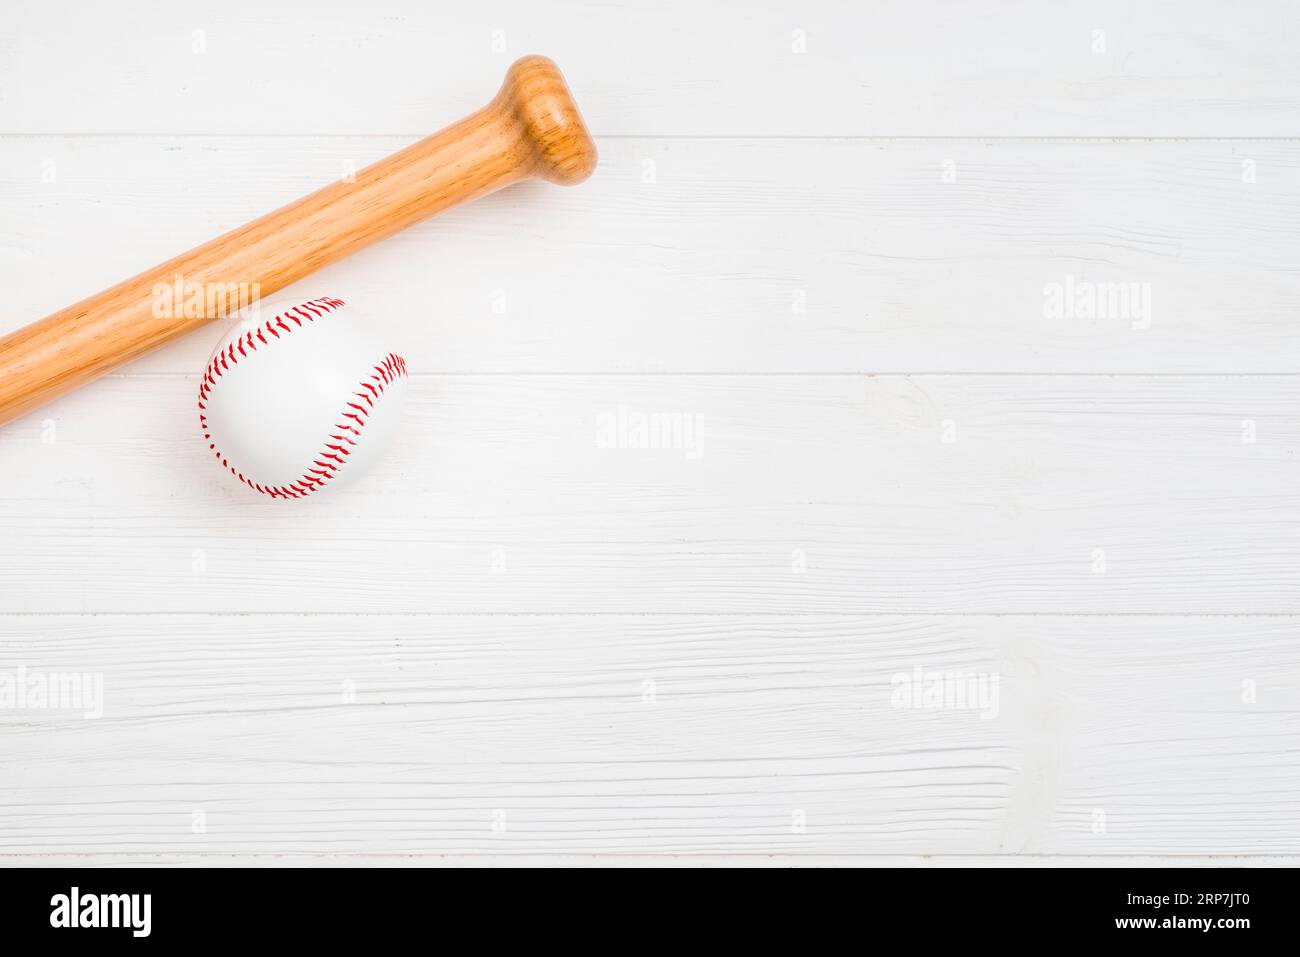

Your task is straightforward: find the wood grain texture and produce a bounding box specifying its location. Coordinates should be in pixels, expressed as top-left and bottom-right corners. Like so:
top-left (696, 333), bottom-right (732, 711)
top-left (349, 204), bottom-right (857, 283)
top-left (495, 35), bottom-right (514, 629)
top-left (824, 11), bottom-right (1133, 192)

top-left (2, 138), bottom-right (1295, 374)
top-left (1, 374), bottom-right (1297, 614)
top-left (0, 615), bottom-right (1295, 854)
top-left (0, 56), bottom-right (595, 426)
top-left (2, 0), bottom-right (1298, 136)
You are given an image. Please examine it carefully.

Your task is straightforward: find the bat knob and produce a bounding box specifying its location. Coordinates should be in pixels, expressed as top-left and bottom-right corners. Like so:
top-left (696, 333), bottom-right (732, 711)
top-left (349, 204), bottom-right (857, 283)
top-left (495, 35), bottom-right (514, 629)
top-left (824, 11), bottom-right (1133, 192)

top-left (496, 55), bottom-right (598, 186)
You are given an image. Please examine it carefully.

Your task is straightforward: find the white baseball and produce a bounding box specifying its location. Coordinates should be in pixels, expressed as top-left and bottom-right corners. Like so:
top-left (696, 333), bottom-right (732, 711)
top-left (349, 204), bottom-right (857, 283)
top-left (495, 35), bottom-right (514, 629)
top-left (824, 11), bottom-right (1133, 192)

top-left (197, 295), bottom-right (408, 499)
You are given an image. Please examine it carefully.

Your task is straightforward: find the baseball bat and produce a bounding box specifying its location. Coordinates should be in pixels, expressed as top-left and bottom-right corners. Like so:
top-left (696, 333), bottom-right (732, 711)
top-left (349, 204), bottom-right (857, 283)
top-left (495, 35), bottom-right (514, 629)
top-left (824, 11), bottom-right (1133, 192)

top-left (0, 55), bottom-right (596, 427)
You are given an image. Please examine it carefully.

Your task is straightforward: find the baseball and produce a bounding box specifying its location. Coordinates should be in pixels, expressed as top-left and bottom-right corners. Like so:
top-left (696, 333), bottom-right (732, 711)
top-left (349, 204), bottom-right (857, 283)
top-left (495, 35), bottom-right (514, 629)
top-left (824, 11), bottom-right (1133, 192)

top-left (197, 295), bottom-right (408, 499)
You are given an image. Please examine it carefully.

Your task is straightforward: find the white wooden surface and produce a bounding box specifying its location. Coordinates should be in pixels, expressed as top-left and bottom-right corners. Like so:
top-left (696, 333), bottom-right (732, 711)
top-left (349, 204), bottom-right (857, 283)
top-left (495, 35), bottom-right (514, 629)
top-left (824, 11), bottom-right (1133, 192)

top-left (1, 0), bottom-right (1298, 864)
top-left (6, 138), bottom-right (1298, 374)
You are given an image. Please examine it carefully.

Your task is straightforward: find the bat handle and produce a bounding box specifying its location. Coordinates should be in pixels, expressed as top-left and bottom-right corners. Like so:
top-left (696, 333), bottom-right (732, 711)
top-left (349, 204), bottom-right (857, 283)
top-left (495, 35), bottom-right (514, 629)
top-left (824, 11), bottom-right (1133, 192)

top-left (0, 55), bottom-right (596, 428)
top-left (496, 55), bottom-right (599, 185)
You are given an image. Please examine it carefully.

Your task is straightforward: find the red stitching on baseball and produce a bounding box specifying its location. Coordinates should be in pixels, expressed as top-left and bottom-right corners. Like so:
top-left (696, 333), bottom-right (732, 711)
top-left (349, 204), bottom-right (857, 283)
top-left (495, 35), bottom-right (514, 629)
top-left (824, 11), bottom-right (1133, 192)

top-left (196, 297), bottom-right (408, 500)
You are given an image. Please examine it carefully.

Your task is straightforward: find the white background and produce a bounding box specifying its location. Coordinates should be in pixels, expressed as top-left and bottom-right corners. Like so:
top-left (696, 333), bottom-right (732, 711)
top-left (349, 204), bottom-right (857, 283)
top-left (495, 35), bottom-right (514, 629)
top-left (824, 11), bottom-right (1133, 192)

top-left (1, 0), bottom-right (1298, 865)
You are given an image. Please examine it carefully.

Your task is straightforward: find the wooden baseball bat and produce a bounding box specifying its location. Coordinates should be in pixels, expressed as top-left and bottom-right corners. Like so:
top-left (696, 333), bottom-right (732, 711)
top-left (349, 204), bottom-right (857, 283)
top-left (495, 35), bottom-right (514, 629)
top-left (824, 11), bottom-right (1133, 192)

top-left (0, 55), bottom-right (596, 427)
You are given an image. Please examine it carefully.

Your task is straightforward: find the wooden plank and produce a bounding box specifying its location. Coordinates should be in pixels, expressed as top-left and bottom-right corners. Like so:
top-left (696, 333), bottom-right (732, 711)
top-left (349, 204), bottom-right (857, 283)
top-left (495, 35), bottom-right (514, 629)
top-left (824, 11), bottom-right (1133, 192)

top-left (2, 1), bottom-right (1298, 136)
top-left (2, 138), bottom-right (1298, 374)
top-left (1, 373), bottom-right (1297, 614)
top-left (0, 614), bottom-right (1295, 854)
